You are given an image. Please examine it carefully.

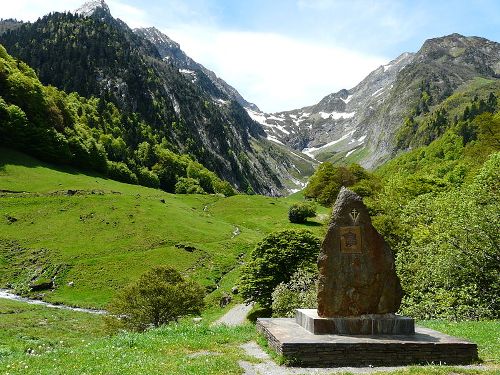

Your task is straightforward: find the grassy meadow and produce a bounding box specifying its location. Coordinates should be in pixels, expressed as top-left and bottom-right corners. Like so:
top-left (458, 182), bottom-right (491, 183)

top-left (0, 147), bottom-right (328, 309)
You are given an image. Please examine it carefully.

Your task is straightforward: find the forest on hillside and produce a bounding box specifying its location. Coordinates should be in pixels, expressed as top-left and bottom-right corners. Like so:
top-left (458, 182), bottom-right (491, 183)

top-left (0, 44), bottom-right (235, 196)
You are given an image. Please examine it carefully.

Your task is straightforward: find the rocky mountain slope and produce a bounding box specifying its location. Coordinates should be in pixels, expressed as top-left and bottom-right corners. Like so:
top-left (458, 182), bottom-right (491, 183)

top-left (254, 34), bottom-right (500, 168)
top-left (0, 19), bottom-right (23, 35)
top-left (134, 27), bottom-right (259, 112)
top-left (0, 0), bottom-right (314, 195)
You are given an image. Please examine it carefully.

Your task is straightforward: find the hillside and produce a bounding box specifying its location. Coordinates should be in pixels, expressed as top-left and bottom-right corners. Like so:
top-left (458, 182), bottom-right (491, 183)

top-left (0, 4), bottom-right (313, 195)
top-left (253, 34), bottom-right (500, 169)
top-left (0, 148), bottom-right (326, 308)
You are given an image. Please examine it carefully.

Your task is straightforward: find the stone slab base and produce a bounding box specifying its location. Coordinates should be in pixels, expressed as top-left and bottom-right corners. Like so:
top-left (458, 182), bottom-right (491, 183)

top-left (296, 309), bottom-right (415, 335)
top-left (257, 318), bottom-right (478, 367)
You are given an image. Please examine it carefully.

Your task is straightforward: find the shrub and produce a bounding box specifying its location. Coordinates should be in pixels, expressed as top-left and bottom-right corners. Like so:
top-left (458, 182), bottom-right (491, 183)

top-left (136, 167), bottom-right (160, 189)
top-left (107, 160), bottom-right (138, 184)
top-left (304, 162), bottom-right (377, 206)
top-left (288, 202), bottom-right (316, 223)
top-left (271, 268), bottom-right (317, 317)
top-left (240, 229), bottom-right (321, 308)
top-left (213, 179), bottom-right (236, 197)
top-left (174, 177), bottom-right (205, 194)
top-left (107, 266), bottom-right (205, 332)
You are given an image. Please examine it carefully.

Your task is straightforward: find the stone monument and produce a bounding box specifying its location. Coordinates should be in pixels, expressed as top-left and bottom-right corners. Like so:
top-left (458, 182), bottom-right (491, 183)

top-left (257, 188), bottom-right (478, 366)
top-left (297, 187), bottom-right (414, 335)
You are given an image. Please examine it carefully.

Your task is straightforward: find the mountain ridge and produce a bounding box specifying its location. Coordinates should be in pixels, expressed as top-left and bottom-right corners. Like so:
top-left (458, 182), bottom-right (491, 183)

top-left (254, 33), bottom-right (500, 168)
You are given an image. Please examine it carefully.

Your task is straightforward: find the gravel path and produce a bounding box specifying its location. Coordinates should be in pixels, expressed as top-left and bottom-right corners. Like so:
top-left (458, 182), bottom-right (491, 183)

top-left (213, 303), bottom-right (253, 326)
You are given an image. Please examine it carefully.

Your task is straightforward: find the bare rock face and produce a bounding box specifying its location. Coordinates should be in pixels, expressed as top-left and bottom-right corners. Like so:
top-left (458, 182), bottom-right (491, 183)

top-left (317, 187), bottom-right (402, 317)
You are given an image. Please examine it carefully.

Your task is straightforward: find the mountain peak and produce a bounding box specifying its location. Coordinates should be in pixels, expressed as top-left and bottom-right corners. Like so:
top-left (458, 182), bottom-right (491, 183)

top-left (75, 0), bottom-right (111, 18)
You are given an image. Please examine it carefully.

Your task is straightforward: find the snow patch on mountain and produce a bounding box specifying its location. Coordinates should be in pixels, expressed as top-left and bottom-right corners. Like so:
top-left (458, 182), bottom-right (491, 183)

top-left (246, 109), bottom-right (268, 125)
top-left (302, 130), bottom-right (355, 158)
top-left (341, 95), bottom-right (353, 103)
top-left (267, 135), bottom-right (285, 145)
top-left (179, 69), bottom-right (195, 75)
top-left (371, 87), bottom-right (384, 97)
top-left (319, 111), bottom-right (356, 120)
top-left (267, 115), bottom-right (285, 122)
top-left (345, 149), bottom-right (356, 157)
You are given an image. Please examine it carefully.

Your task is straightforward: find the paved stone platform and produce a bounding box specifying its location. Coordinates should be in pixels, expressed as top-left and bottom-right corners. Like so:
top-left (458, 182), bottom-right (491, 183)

top-left (257, 318), bottom-right (478, 367)
top-left (296, 309), bottom-right (415, 335)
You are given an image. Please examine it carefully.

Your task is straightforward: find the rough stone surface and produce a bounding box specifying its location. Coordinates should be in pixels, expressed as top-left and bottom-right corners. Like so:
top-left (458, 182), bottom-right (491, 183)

top-left (296, 309), bottom-right (414, 335)
top-left (317, 187), bottom-right (402, 317)
top-left (256, 318), bottom-right (479, 367)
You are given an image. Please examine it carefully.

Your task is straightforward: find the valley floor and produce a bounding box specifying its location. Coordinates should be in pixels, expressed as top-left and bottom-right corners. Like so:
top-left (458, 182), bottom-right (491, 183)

top-left (1, 148), bottom-right (499, 374)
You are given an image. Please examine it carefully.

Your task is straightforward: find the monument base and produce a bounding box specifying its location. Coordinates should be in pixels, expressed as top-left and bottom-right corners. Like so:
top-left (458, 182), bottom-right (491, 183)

top-left (257, 318), bottom-right (478, 367)
top-left (296, 309), bottom-right (415, 335)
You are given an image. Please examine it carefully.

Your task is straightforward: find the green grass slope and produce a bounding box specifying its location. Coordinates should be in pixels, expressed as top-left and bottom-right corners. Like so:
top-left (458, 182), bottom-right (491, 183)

top-left (0, 148), bottom-right (327, 308)
top-left (0, 298), bottom-right (498, 374)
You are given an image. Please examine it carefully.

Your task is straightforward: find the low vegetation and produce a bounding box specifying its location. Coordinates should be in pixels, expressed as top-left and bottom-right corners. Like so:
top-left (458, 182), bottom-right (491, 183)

top-left (1, 297), bottom-right (498, 374)
top-left (287, 201), bottom-right (316, 223)
top-left (107, 266), bottom-right (205, 332)
top-left (0, 301), bottom-right (257, 375)
top-left (239, 229), bottom-right (321, 308)
top-left (0, 147), bottom-right (327, 309)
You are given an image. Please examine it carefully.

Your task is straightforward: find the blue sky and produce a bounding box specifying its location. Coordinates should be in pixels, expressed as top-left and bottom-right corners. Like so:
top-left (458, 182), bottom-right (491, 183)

top-left (2, 0), bottom-right (500, 112)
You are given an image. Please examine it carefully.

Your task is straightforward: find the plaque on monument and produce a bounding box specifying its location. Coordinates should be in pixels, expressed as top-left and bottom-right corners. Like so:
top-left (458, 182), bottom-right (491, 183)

top-left (339, 226), bottom-right (362, 253)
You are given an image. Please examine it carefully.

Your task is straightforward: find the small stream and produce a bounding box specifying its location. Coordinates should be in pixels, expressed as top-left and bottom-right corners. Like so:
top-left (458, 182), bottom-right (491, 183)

top-left (0, 289), bottom-right (107, 315)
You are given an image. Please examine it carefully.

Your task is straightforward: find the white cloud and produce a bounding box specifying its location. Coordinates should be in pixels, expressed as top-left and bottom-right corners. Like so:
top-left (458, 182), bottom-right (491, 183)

top-left (163, 26), bottom-right (388, 112)
top-left (0, 0), bottom-right (82, 21)
top-left (107, 0), bottom-right (149, 28)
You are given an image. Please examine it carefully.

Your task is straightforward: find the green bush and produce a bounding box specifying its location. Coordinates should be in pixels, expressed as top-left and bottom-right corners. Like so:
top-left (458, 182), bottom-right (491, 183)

top-left (136, 167), bottom-right (160, 189)
top-left (107, 266), bottom-right (205, 332)
top-left (304, 162), bottom-right (377, 206)
top-left (239, 229), bottom-right (321, 308)
top-left (271, 268), bottom-right (317, 317)
top-left (107, 161), bottom-right (138, 184)
top-left (288, 202), bottom-right (316, 223)
top-left (213, 179), bottom-right (236, 197)
top-left (174, 177), bottom-right (205, 194)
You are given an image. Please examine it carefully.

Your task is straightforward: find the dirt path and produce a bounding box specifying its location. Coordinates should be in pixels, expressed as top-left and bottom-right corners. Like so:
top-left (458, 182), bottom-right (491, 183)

top-left (213, 303), bottom-right (253, 326)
